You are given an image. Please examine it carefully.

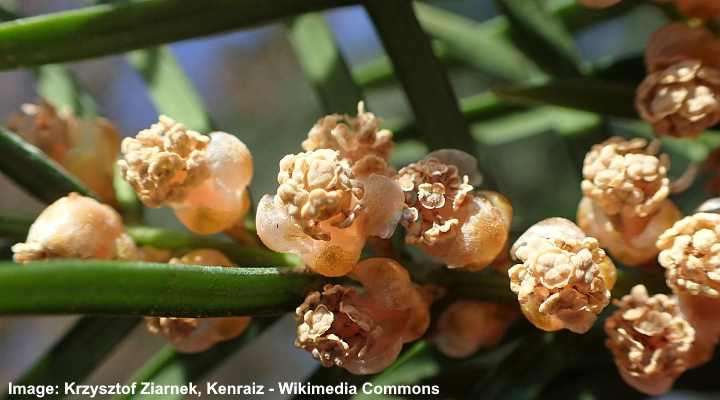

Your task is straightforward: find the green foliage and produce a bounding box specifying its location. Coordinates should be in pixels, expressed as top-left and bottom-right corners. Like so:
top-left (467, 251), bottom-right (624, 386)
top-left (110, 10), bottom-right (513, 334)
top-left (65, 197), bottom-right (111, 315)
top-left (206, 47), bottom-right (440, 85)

top-left (0, 127), bottom-right (95, 202)
top-left (126, 46), bottom-right (214, 132)
top-left (127, 225), bottom-right (300, 267)
top-left (414, 3), bottom-right (544, 83)
top-left (364, 0), bottom-right (471, 151)
top-left (288, 13), bottom-right (364, 115)
top-left (494, 0), bottom-right (582, 77)
top-left (0, 262), bottom-right (323, 316)
top-left (36, 65), bottom-right (99, 117)
top-left (0, 0), bottom-right (356, 70)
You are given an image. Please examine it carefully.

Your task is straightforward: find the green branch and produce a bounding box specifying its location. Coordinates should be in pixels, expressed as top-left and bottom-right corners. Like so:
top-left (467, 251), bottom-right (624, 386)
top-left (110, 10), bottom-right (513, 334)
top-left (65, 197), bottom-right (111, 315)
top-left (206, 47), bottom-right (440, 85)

top-left (0, 127), bottom-right (95, 203)
top-left (113, 164), bottom-right (144, 225)
top-left (126, 225), bottom-right (299, 267)
top-left (0, 0), bottom-right (356, 70)
top-left (0, 261), bottom-right (323, 317)
top-left (492, 78), bottom-right (637, 119)
top-left (0, 260), bottom-right (531, 317)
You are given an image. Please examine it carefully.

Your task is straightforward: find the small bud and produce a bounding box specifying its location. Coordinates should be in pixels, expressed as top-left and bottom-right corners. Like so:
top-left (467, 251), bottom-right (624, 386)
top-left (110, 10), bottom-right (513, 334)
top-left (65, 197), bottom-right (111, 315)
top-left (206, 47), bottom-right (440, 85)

top-left (7, 100), bottom-right (70, 162)
top-left (294, 258), bottom-right (430, 374)
top-left (349, 258), bottom-right (430, 342)
top-left (7, 99), bottom-right (121, 204)
top-left (145, 249), bottom-right (250, 353)
top-left (435, 301), bottom-right (518, 358)
top-left (119, 116), bottom-right (253, 234)
top-left (657, 213), bottom-right (720, 341)
top-left (256, 149), bottom-right (404, 277)
top-left (146, 316), bottom-right (250, 354)
top-left (638, 24), bottom-right (720, 138)
top-left (605, 285), bottom-right (700, 395)
top-left (302, 102), bottom-right (394, 178)
top-left (657, 213), bottom-right (720, 298)
top-left (12, 193), bottom-right (135, 262)
top-left (509, 218), bottom-right (616, 334)
top-left (397, 152), bottom-right (511, 270)
top-left (578, 137), bottom-right (681, 265)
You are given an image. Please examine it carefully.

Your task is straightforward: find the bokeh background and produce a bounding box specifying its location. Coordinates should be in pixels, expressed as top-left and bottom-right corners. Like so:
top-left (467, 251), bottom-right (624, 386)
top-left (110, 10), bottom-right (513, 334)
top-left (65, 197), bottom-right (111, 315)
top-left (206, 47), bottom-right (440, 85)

top-left (0, 0), bottom-right (704, 399)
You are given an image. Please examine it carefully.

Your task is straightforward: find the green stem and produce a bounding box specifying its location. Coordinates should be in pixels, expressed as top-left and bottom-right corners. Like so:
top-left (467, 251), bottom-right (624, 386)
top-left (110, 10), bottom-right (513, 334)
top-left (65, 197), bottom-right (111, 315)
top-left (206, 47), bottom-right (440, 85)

top-left (0, 0), bottom-right (356, 70)
top-left (0, 260), bottom-right (667, 318)
top-left (0, 261), bottom-right (323, 317)
top-left (113, 164), bottom-right (144, 225)
top-left (0, 127), bottom-right (95, 203)
top-left (492, 78), bottom-right (637, 119)
top-left (420, 269), bottom-right (515, 303)
top-left (126, 225), bottom-right (300, 267)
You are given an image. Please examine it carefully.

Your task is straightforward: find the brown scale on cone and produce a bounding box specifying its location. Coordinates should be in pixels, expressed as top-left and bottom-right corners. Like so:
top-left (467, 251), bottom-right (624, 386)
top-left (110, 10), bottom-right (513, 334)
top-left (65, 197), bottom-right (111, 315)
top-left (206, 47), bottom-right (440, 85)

top-left (581, 137), bottom-right (670, 219)
top-left (118, 116), bottom-right (210, 208)
top-left (509, 218), bottom-right (616, 334)
top-left (395, 151), bottom-right (511, 270)
top-left (605, 285), bottom-right (698, 396)
top-left (302, 102), bottom-right (394, 178)
top-left (657, 213), bottom-right (720, 297)
top-left (257, 149), bottom-right (405, 277)
top-left (638, 23), bottom-right (720, 138)
top-left (434, 301), bottom-right (518, 358)
top-left (396, 156), bottom-right (473, 246)
top-left (578, 137), bottom-right (682, 266)
top-left (294, 259), bottom-right (430, 375)
top-left (276, 149), bottom-right (364, 241)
